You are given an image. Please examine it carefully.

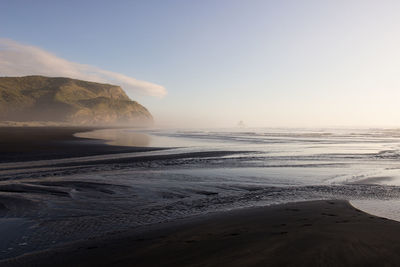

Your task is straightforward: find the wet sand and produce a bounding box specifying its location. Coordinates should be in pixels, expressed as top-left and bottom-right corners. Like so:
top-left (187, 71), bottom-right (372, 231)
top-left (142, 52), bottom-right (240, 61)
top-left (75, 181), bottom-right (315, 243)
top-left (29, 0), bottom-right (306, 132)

top-left (4, 200), bottom-right (400, 267)
top-left (0, 127), bottom-right (160, 163)
top-left (3, 127), bottom-right (400, 266)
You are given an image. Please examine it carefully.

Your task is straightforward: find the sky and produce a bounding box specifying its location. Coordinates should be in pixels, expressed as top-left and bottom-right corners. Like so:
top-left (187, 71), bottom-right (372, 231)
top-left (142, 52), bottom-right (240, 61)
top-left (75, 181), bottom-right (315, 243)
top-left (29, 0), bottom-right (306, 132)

top-left (1, 0), bottom-right (400, 128)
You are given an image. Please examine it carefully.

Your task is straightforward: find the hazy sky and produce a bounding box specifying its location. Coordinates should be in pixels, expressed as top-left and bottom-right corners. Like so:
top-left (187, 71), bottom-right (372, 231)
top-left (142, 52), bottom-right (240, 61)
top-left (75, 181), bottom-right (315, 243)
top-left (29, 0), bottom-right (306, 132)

top-left (1, 0), bottom-right (400, 128)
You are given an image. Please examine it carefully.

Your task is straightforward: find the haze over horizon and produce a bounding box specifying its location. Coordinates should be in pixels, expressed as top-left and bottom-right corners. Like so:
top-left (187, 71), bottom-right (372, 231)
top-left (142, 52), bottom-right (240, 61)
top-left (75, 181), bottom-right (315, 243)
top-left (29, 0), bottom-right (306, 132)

top-left (1, 0), bottom-right (400, 128)
top-left (4, 3), bottom-right (400, 265)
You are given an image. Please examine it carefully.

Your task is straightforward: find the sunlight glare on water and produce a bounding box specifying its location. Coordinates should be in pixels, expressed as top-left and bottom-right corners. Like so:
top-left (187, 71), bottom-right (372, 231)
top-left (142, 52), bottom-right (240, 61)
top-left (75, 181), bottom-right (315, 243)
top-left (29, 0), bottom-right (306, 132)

top-left (76, 127), bottom-right (400, 221)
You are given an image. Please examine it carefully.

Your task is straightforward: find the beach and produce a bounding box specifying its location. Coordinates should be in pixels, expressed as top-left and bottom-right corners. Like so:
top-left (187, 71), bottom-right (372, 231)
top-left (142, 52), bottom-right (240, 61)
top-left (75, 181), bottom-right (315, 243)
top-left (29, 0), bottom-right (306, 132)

top-left (0, 127), bottom-right (161, 163)
top-left (2, 127), bottom-right (400, 265)
top-left (4, 1), bottom-right (400, 265)
top-left (3, 200), bottom-right (400, 266)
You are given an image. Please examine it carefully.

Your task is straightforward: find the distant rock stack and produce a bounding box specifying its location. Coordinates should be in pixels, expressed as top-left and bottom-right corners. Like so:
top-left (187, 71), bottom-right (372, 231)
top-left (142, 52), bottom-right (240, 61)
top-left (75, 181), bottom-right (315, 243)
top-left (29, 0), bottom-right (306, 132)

top-left (0, 76), bottom-right (153, 126)
top-left (238, 120), bottom-right (246, 128)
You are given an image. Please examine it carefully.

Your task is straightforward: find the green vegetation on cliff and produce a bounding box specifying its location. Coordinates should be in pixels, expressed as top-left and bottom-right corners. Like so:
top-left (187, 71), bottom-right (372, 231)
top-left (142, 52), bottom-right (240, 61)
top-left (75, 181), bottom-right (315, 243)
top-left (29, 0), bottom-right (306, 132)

top-left (0, 76), bottom-right (153, 126)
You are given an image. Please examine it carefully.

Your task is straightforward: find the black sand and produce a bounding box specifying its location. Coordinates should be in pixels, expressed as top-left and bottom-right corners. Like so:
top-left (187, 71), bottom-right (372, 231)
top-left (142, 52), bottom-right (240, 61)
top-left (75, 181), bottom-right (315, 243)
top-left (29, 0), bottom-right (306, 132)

top-left (4, 200), bottom-right (400, 267)
top-left (0, 127), bottom-right (160, 163)
top-left (2, 127), bottom-right (400, 266)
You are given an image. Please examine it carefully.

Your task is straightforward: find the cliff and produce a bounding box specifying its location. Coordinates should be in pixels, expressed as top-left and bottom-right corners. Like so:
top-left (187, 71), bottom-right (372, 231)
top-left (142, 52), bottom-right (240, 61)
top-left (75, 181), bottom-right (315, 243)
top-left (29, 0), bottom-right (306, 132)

top-left (0, 76), bottom-right (153, 126)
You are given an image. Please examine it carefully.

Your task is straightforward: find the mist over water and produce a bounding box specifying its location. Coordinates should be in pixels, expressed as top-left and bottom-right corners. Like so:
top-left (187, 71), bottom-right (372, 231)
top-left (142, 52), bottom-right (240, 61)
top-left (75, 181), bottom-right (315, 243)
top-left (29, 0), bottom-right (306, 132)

top-left (77, 128), bottom-right (400, 218)
top-left (2, 127), bottom-right (400, 259)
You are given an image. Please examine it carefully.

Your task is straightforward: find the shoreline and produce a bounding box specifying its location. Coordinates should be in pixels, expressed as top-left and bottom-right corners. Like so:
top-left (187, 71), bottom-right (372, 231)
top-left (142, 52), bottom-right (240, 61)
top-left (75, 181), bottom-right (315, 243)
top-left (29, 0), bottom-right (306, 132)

top-left (0, 126), bottom-right (162, 163)
top-left (2, 127), bottom-right (400, 266)
top-left (4, 200), bottom-right (400, 266)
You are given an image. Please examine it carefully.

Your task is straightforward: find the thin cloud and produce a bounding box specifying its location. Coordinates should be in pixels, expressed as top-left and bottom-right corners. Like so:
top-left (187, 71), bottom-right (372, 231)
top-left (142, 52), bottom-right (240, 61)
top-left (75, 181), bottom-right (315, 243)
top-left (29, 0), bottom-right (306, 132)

top-left (0, 38), bottom-right (167, 97)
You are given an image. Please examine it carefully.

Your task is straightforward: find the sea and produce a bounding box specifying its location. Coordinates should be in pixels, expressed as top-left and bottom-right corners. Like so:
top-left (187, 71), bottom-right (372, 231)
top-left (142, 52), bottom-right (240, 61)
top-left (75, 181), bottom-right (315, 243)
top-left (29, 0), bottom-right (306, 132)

top-left (2, 127), bottom-right (400, 259)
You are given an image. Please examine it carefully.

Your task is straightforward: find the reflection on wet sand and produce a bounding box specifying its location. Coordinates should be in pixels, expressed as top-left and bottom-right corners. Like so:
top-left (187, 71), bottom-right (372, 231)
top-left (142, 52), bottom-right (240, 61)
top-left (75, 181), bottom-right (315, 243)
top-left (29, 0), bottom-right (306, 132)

top-left (75, 128), bottom-right (214, 148)
top-left (75, 129), bottom-right (151, 147)
top-left (5, 127), bottom-right (400, 262)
